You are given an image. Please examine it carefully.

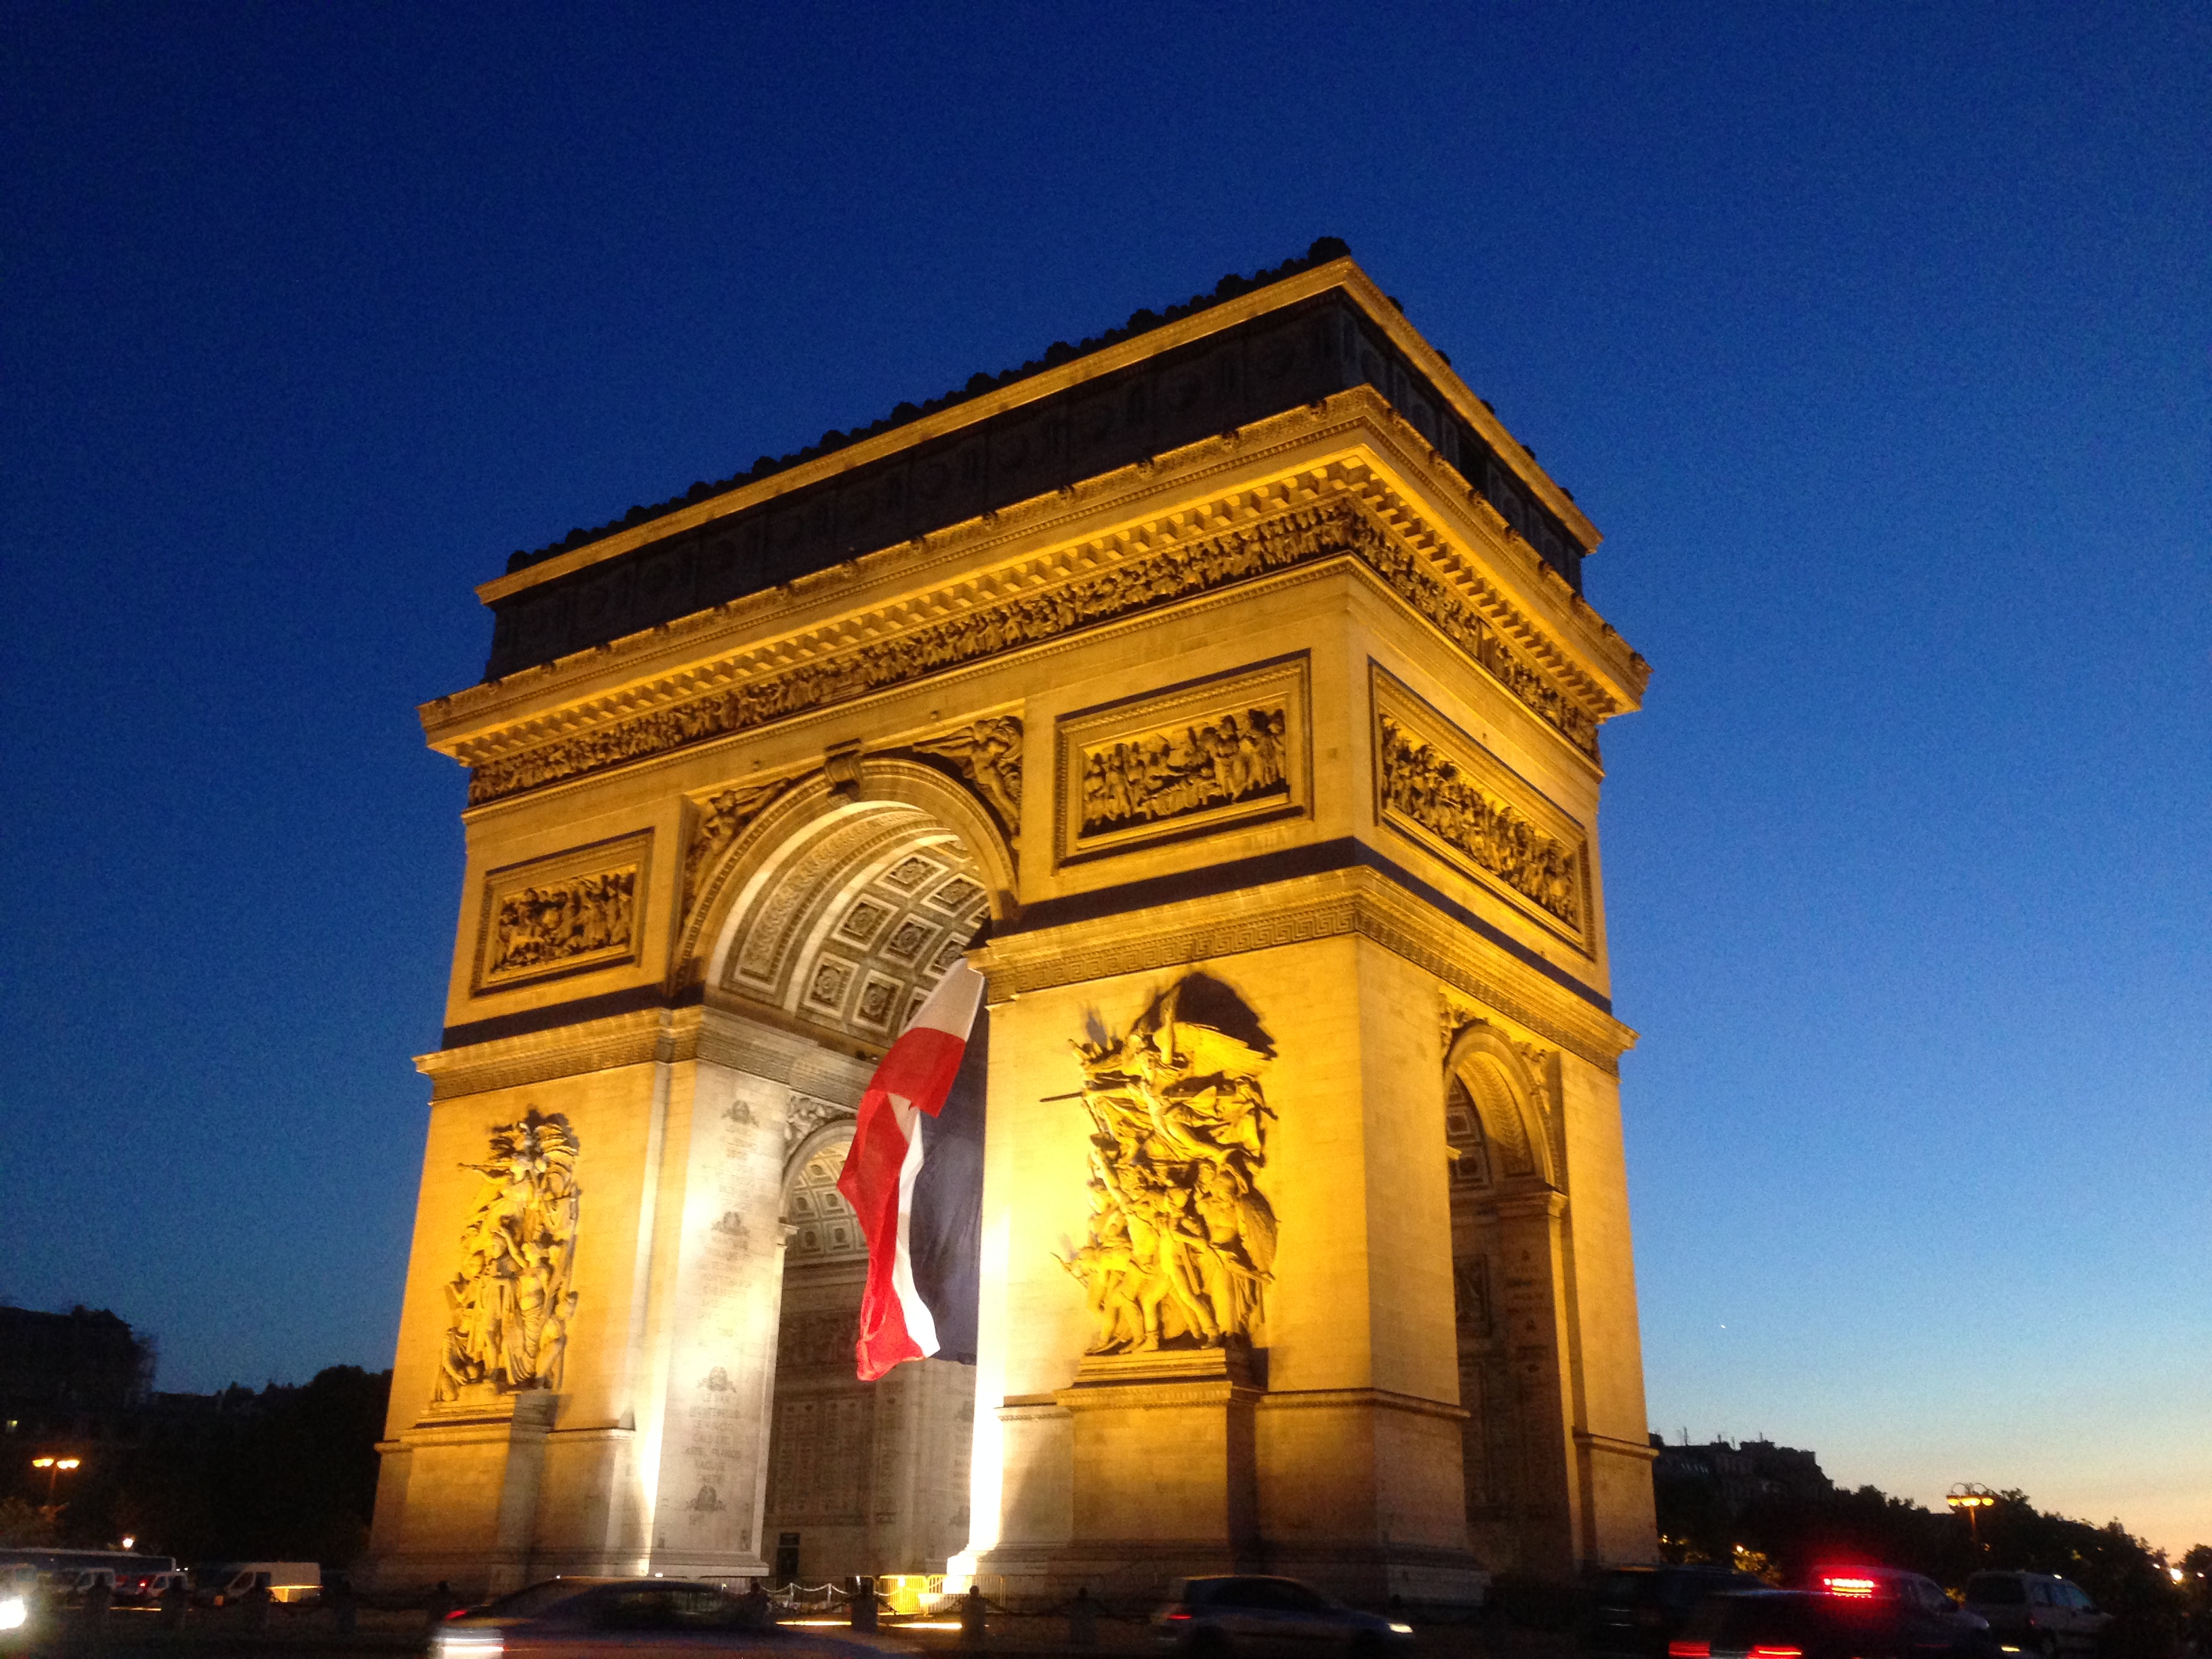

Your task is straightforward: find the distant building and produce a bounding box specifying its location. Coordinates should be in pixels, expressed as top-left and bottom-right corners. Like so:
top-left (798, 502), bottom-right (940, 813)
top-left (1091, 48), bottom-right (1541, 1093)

top-left (0, 1305), bottom-right (151, 1418)
top-left (0, 1303), bottom-right (252, 1456)
top-left (1650, 1435), bottom-right (1834, 1518)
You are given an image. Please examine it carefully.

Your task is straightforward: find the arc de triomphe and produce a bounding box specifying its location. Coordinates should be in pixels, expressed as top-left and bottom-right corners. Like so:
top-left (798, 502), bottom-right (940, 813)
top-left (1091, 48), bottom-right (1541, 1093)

top-left (367, 244), bottom-right (1658, 1605)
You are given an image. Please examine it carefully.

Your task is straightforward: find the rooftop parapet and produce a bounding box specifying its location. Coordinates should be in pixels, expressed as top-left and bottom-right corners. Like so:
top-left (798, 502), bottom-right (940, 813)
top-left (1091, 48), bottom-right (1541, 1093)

top-left (477, 241), bottom-right (1600, 682)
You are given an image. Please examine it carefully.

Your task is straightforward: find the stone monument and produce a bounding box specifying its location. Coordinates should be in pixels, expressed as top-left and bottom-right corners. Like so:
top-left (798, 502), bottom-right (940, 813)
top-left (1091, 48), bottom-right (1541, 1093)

top-left (367, 241), bottom-right (1658, 1604)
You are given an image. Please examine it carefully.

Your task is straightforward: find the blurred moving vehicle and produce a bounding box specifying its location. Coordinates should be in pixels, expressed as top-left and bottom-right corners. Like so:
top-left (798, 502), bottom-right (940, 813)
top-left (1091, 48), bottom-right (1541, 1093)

top-left (194, 1561), bottom-right (321, 1605)
top-left (1668, 1569), bottom-right (1997, 1659)
top-left (1151, 1575), bottom-right (1414, 1656)
top-left (1586, 1565), bottom-right (1772, 1657)
top-left (432, 1578), bottom-right (888, 1659)
top-left (1962, 1572), bottom-right (2112, 1656)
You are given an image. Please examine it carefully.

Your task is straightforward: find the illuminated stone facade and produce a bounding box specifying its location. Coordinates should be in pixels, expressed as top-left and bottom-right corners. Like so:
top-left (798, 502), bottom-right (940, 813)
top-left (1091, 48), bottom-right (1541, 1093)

top-left (367, 249), bottom-right (1657, 1603)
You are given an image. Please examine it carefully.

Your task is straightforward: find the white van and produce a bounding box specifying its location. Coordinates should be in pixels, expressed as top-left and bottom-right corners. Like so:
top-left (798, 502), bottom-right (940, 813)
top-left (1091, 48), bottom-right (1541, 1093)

top-left (194, 1563), bottom-right (321, 1605)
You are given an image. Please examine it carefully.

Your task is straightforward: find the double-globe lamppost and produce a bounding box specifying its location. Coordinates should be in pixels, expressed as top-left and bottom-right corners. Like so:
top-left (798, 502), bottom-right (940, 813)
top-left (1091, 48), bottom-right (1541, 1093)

top-left (30, 1456), bottom-right (81, 1507)
top-left (1947, 1483), bottom-right (1997, 1549)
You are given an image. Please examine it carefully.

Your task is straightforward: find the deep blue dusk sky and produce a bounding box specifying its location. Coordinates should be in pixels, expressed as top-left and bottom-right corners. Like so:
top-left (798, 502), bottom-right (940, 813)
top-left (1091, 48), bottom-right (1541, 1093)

top-left (3, 5), bottom-right (2205, 1551)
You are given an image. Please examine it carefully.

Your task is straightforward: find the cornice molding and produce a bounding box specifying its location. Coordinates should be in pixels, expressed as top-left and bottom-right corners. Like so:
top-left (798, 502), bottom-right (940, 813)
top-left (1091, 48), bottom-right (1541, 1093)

top-left (414, 1001), bottom-right (876, 1101)
top-left (441, 430), bottom-right (1639, 811)
top-left (470, 257), bottom-right (1598, 610)
top-left (423, 392), bottom-right (1642, 761)
top-left (975, 863), bottom-right (1635, 1074)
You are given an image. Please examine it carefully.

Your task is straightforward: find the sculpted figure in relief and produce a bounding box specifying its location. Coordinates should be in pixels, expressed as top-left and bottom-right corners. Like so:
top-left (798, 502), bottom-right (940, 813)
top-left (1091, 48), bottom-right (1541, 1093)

top-left (436, 1109), bottom-right (581, 1400)
top-left (1079, 705), bottom-right (1289, 836)
top-left (908, 717), bottom-right (1023, 835)
top-left (490, 869), bottom-right (635, 974)
top-left (684, 780), bottom-right (787, 912)
top-left (1058, 976), bottom-right (1277, 1354)
top-left (1378, 716), bottom-right (1583, 930)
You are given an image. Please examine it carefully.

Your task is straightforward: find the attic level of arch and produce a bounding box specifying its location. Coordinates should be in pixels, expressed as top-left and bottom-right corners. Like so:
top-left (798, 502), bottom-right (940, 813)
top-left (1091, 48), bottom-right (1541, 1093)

top-left (480, 285), bottom-right (1595, 681)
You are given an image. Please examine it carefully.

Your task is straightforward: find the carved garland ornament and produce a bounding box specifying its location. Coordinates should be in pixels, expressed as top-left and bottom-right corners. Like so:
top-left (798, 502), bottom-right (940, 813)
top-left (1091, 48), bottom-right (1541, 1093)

top-left (466, 495), bottom-right (1599, 806)
top-left (1059, 975), bottom-right (1278, 1354)
top-left (436, 1109), bottom-right (580, 1401)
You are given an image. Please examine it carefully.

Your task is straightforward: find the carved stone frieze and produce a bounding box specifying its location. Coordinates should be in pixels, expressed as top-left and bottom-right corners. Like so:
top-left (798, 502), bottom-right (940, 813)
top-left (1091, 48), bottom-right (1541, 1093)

top-left (1373, 667), bottom-right (1592, 951)
top-left (905, 716), bottom-right (1023, 836)
top-left (436, 1109), bottom-right (580, 1401)
top-left (1060, 975), bottom-right (1277, 1355)
top-left (1054, 655), bottom-right (1310, 865)
top-left (463, 489), bottom-right (1603, 806)
top-left (474, 832), bottom-right (651, 994)
top-left (1380, 716), bottom-right (1582, 930)
top-left (1080, 708), bottom-right (1286, 836)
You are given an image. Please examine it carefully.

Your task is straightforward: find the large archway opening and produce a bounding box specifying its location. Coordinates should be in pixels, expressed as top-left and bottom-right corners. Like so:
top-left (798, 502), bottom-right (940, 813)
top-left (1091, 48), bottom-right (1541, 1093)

top-left (698, 785), bottom-right (1000, 1586)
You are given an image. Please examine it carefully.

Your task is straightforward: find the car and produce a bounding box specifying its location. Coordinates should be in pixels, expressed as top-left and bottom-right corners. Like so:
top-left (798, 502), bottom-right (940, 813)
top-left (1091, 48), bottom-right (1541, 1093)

top-left (1151, 1575), bottom-right (1414, 1657)
top-left (1668, 1570), bottom-right (1997, 1659)
top-left (1962, 1572), bottom-right (2112, 1657)
top-left (431, 1578), bottom-right (888, 1659)
top-left (1586, 1565), bottom-right (1773, 1658)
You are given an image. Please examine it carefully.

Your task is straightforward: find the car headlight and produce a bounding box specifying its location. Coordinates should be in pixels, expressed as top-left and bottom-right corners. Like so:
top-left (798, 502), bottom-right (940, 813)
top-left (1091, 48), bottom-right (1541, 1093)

top-left (0, 1597), bottom-right (26, 1632)
top-left (434, 1636), bottom-right (503, 1659)
top-left (1389, 1622), bottom-right (1414, 1635)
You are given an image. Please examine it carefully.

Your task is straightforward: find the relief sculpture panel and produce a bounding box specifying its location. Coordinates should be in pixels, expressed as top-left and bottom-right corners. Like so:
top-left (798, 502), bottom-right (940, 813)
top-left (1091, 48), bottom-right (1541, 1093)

top-left (1054, 654), bottom-right (1309, 864)
top-left (1059, 973), bottom-right (1277, 1353)
top-left (1372, 666), bottom-right (1592, 952)
top-left (435, 1109), bottom-right (580, 1401)
top-left (473, 832), bottom-right (651, 994)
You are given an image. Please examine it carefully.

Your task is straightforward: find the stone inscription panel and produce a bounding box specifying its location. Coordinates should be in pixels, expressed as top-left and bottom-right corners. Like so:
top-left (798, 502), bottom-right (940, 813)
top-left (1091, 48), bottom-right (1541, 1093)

top-left (1053, 653), bottom-right (1310, 865)
top-left (472, 831), bottom-right (651, 994)
top-left (650, 1073), bottom-right (786, 1565)
top-left (1370, 664), bottom-right (1593, 954)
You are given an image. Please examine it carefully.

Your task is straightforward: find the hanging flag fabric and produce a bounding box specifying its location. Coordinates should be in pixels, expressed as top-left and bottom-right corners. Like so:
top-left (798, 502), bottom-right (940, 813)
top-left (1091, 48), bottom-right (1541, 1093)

top-left (836, 958), bottom-right (988, 1380)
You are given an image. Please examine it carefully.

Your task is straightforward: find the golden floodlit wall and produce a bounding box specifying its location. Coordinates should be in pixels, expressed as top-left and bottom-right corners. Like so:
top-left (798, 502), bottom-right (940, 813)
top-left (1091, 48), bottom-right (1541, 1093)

top-left (370, 255), bottom-right (1657, 1603)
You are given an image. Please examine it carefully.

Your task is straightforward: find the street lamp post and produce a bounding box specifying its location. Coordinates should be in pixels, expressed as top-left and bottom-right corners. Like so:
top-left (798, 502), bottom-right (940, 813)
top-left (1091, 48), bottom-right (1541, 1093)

top-left (30, 1456), bottom-right (81, 1506)
top-left (1946, 1483), bottom-right (1996, 1549)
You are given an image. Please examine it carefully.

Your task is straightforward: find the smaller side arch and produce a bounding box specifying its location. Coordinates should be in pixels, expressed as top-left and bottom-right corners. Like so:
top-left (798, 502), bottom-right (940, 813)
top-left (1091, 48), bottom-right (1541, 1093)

top-left (781, 1117), bottom-right (865, 1263)
top-left (1445, 1021), bottom-right (1557, 1191)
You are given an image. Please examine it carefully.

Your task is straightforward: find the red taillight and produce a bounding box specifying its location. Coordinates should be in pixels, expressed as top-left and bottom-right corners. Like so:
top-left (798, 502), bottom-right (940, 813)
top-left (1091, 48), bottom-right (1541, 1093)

top-left (1820, 1575), bottom-right (1879, 1598)
top-left (1164, 1612), bottom-right (1191, 1622)
top-left (1750, 1647), bottom-right (1804, 1658)
top-left (443, 1609), bottom-right (470, 1621)
top-left (1668, 1642), bottom-right (1711, 1658)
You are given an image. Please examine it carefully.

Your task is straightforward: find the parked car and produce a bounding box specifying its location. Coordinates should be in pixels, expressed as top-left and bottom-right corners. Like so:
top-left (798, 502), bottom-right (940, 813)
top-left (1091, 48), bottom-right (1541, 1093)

top-left (1152, 1575), bottom-right (1414, 1657)
top-left (1669, 1570), bottom-right (1997, 1659)
top-left (1587, 1565), bottom-right (1772, 1658)
top-left (432, 1578), bottom-right (886, 1659)
top-left (1963, 1572), bottom-right (2112, 1656)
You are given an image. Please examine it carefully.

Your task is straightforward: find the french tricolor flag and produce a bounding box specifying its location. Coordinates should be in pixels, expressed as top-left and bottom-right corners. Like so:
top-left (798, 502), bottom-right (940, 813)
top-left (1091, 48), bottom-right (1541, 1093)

top-left (836, 959), bottom-right (988, 1380)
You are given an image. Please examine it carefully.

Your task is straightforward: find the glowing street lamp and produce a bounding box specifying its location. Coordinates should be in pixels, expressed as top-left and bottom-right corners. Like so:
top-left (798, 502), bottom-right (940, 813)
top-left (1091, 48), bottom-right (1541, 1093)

top-left (1947, 1483), bottom-right (1997, 1547)
top-left (30, 1456), bottom-right (81, 1504)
